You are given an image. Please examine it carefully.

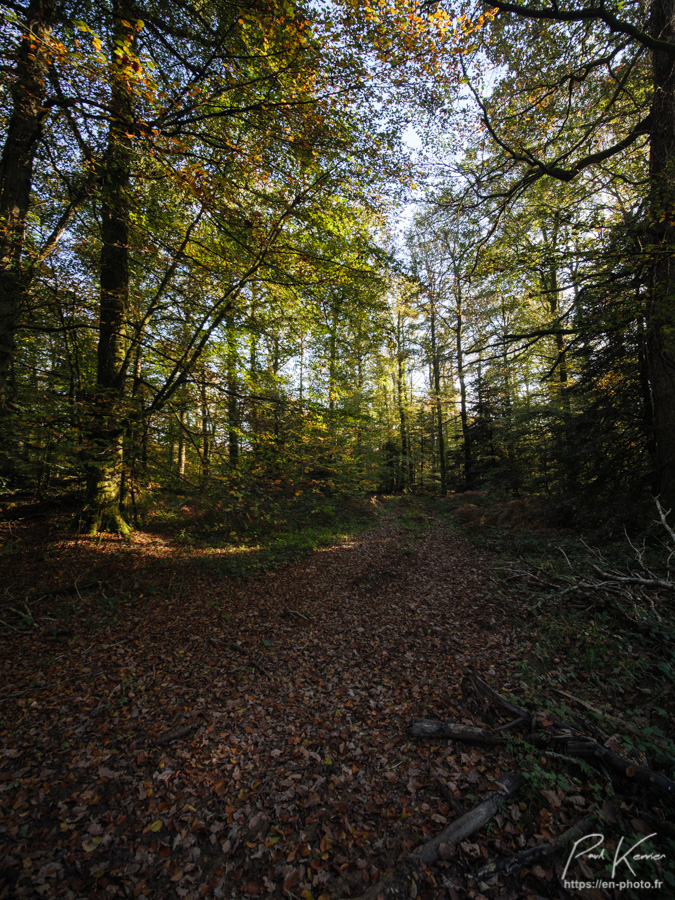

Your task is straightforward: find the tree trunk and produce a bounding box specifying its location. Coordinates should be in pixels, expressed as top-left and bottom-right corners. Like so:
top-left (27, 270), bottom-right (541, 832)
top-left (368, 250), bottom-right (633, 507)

top-left (177, 407), bottom-right (186, 477)
top-left (328, 294), bottom-right (340, 414)
top-left (429, 302), bottom-right (447, 494)
top-left (227, 313), bottom-right (239, 467)
top-left (397, 364), bottom-right (409, 490)
top-left (84, 3), bottom-right (135, 534)
top-left (455, 286), bottom-right (471, 487)
top-left (637, 313), bottom-right (656, 463)
top-left (200, 369), bottom-right (210, 480)
top-left (0, 0), bottom-right (57, 407)
top-left (541, 258), bottom-right (575, 491)
top-left (648, 0), bottom-right (675, 511)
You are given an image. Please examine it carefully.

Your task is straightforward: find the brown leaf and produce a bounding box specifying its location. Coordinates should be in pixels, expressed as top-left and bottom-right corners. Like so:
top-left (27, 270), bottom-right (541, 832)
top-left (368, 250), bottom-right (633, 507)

top-left (283, 869), bottom-right (299, 891)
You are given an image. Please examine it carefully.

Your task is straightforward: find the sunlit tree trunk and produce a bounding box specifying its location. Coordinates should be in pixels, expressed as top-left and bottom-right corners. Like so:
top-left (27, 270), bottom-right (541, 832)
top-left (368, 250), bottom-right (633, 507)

top-left (177, 407), bottom-right (186, 477)
top-left (227, 312), bottom-right (239, 467)
top-left (395, 312), bottom-right (409, 490)
top-left (84, 3), bottom-right (135, 534)
top-left (540, 250), bottom-right (575, 492)
top-left (428, 298), bottom-right (447, 494)
top-left (454, 281), bottom-right (471, 487)
top-left (327, 293), bottom-right (341, 415)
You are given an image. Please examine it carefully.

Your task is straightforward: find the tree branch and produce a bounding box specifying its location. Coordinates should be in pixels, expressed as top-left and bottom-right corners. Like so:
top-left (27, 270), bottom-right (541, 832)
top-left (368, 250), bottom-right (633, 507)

top-left (485, 0), bottom-right (675, 56)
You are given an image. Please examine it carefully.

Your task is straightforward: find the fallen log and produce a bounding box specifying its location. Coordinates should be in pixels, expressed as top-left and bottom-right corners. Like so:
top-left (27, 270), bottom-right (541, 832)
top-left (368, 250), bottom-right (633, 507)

top-left (411, 719), bottom-right (563, 750)
top-left (411, 718), bottom-right (675, 808)
top-left (347, 773), bottom-right (525, 900)
top-left (566, 740), bottom-right (675, 804)
top-left (473, 813), bottom-right (595, 882)
top-left (468, 675), bottom-right (675, 807)
top-left (410, 719), bottom-right (506, 745)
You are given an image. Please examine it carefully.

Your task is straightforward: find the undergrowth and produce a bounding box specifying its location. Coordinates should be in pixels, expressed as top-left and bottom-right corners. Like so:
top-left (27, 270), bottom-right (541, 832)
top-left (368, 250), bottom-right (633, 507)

top-left (141, 492), bottom-right (381, 579)
top-left (422, 491), bottom-right (675, 767)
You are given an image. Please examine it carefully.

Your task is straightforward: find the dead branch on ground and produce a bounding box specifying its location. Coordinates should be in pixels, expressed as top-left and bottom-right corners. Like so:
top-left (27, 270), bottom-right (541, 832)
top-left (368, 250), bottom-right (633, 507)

top-left (347, 773), bottom-right (526, 900)
top-left (209, 637), bottom-right (274, 681)
top-left (473, 813), bottom-right (595, 882)
top-left (412, 675), bottom-right (675, 808)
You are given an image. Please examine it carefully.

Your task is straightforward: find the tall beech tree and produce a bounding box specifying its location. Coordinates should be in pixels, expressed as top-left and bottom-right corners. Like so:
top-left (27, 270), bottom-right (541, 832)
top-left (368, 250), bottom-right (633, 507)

top-left (0, 0), bottom-right (58, 407)
top-left (84, 0), bottom-right (136, 534)
top-left (5, 0), bottom-right (670, 522)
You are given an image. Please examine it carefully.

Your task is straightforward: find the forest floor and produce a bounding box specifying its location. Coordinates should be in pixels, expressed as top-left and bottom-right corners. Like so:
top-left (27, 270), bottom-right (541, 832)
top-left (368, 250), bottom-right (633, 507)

top-left (0, 496), bottom-right (673, 899)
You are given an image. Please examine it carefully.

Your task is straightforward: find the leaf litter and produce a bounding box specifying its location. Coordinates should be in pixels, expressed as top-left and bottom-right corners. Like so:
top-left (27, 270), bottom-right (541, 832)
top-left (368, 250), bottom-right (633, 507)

top-left (0, 503), bottom-right (638, 898)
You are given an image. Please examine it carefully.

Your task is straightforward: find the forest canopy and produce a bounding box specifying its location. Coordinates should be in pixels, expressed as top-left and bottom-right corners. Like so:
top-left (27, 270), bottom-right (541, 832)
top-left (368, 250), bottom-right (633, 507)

top-left (1, 0), bottom-right (673, 531)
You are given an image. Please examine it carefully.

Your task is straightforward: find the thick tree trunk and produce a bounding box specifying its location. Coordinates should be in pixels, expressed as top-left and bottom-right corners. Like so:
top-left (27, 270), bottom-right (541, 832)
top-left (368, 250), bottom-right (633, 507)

top-left (648, 0), bottom-right (675, 511)
top-left (0, 0), bottom-right (57, 407)
top-left (84, 3), bottom-right (135, 534)
top-left (637, 314), bottom-right (656, 462)
top-left (86, 430), bottom-right (129, 534)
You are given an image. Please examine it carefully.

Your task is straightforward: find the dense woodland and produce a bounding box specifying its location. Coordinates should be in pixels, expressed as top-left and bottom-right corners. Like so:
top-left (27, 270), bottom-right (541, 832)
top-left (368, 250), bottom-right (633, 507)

top-left (4, 3), bottom-right (675, 898)
top-left (2, 0), bottom-right (674, 531)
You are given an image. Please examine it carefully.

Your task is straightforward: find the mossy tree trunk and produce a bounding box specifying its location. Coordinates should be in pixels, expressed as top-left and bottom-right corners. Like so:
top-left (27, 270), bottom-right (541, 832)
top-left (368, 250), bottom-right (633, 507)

top-left (84, 2), bottom-right (135, 534)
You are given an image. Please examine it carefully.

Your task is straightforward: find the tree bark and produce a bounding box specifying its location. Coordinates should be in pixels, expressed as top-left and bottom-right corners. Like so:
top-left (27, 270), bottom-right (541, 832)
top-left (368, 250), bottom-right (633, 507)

top-left (84, 2), bottom-right (135, 534)
top-left (429, 300), bottom-right (447, 494)
top-left (177, 406), bottom-right (186, 477)
top-left (455, 283), bottom-right (472, 487)
top-left (200, 368), bottom-right (210, 480)
top-left (227, 312), bottom-right (239, 467)
top-left (396, 311), bottom-right (410, 490)
top-left (0, 0), bottom-right (57, 407)
top-left (648, 0), bottom-right (675, 511)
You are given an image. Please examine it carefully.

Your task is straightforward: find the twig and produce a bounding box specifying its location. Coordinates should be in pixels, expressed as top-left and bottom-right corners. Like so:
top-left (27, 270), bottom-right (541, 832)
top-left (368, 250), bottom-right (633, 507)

top-left (156, 723), bottom-right (199, 745)
top-left (494, 716), bottom-right (530, 732)
top-left (435, 776), bottom-right (464, 815)
top-left (210, 637), bottom-right (274, 681)
top-left (0, 617), bottom-right (27, 633)
top-left (282, 607), bottom-right (312, 621)
top-left (655, 496), bottom-right (675, 544)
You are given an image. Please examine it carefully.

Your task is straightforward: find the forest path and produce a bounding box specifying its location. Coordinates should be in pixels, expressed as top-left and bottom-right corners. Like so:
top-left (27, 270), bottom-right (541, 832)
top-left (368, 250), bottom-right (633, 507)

top-left (1, 502), bottom-right (536, 899)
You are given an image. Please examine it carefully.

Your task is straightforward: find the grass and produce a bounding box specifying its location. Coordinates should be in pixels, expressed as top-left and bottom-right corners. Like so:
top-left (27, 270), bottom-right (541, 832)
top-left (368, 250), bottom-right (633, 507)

top-left (158, 493), bottom-right (382, 580)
